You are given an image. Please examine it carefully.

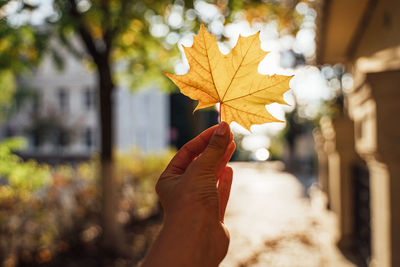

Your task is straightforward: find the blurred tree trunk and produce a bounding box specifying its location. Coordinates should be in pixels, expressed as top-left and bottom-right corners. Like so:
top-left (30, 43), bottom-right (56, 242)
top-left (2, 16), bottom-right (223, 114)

top-left (67, 0), bottom-right (122, 253)
top-left (97, 57), bottom-right (123, 251)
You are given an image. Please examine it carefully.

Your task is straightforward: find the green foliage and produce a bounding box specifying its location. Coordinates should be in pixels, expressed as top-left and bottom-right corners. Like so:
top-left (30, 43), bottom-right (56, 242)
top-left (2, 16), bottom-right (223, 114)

top-left (0, 70), bottom-right (15, 121)
top-left (0, 6), bottom-right (49, 71)
top-left (0, 147), bottom-right (174, 264)
top-left (0, 5), bottom-right (49, 120)
top-left (0, 138), bottom-right (50, 193)
top-left (49, 0), bottom-right (188, 92)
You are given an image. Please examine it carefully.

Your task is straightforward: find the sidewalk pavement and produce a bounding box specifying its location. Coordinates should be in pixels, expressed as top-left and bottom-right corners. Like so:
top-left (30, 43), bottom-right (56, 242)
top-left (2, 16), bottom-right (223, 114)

top-left (220, 162), bottom-right (355, 267)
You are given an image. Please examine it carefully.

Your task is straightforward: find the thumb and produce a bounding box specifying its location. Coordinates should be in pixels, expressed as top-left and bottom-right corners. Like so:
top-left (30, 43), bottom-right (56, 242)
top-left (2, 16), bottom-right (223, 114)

top-left (195, 122), bottom-right (231, 171)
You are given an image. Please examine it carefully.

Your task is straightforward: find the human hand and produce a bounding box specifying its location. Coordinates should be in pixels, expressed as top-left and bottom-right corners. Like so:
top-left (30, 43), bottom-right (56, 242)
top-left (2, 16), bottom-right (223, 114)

top-left (142, 122), bottom-right (235, 267)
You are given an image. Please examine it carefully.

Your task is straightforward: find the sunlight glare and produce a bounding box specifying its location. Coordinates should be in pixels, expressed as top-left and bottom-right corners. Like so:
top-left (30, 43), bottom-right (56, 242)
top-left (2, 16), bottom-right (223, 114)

top-left (168, 12), bottom-right (183, 29)
top-left (242, 135), bottom-right (270, 151)
top-left (150, 23), bottom-right (169, 38)
top-left (255, 148), bottom-right (270, 161)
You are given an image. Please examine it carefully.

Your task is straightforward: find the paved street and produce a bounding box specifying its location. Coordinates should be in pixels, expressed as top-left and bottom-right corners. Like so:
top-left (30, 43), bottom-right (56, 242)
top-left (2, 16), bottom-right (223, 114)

top-left (220, 162), bottom-right (355, 267)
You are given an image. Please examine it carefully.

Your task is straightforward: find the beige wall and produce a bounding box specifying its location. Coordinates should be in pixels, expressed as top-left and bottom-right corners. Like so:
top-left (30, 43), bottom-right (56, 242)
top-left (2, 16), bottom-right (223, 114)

top-left (354, 0), bottom-right (400, 60)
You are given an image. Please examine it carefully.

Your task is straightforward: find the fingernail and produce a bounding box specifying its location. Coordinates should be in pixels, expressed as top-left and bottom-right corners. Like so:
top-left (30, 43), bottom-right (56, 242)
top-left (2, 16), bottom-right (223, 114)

top-left (216, 122), bottom-right (228, 136)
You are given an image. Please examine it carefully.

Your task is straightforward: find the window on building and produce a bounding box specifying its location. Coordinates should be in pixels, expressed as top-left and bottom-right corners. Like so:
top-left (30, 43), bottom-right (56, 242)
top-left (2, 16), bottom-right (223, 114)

top-left (83, 87), bottom-right (93, 110)
top-left (57, 130), bottom-right (69, 148)
top-left (58, 88), bottom-right (68, 112)
top-left (32, 131), bottom-right (41, 150)
top-left (5, 125), bottom-right (15, 137)
top-left (84, 128), bottom-right (92, 149)
top-left (32, 93), bottom-right (40, 114)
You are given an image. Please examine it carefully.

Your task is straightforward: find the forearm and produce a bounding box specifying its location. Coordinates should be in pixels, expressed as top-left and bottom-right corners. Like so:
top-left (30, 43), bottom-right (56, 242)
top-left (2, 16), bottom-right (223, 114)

top-left (141, 212), bottom-right (226, 267)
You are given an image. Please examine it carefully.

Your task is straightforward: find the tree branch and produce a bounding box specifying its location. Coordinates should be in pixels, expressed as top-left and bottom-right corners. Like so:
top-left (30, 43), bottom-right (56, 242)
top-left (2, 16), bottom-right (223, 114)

top-left (58, 29), bottom-right (86, 59)
top-left (100, 0), bottom-right (113, 55)
top-left (67, 0), bottom-right (101, 64)
top-left (108, 0), bottom-right (130, 42)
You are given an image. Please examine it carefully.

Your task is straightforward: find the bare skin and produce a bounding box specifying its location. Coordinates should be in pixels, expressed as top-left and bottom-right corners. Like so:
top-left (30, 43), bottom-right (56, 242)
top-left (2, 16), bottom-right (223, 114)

top-left (141, 122), bottom-right (235, 267)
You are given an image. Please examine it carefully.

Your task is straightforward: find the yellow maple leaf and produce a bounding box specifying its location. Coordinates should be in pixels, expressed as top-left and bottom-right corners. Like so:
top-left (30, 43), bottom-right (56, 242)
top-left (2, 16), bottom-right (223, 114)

top-left (165, 23), bottom-right (293, 131)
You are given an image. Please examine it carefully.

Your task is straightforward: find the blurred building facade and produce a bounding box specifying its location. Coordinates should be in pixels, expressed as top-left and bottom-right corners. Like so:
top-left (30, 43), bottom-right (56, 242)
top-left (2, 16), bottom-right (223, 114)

top-left (315, 0), bottom-right (400, 266)
top-left (0, 41), bottom-right (169, 163)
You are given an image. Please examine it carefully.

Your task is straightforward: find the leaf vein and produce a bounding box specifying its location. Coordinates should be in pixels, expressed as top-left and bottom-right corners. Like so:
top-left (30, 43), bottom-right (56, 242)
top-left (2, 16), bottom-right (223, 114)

top-left (221, 36), bottom-right (258, 101)
top-left (223, 103), bottom-right (270, 120)
top-left (186, 49), bottom-right (210, 73)
top-left (176, 79), bottom-right (218, 101)
top-left (202, 34), bottom-right (221, 100)
top-left (224, 76), bottom-right (291, 103)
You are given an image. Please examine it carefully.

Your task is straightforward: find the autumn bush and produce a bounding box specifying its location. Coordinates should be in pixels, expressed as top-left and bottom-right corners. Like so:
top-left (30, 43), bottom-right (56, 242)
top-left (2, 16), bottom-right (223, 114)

top-left (0, 139), bottom-right (174, 265)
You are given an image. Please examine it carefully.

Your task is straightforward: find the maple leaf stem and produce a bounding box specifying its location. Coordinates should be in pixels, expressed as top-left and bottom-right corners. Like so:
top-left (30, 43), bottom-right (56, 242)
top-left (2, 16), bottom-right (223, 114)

top-left (218, 102), bottom-right (222, 123)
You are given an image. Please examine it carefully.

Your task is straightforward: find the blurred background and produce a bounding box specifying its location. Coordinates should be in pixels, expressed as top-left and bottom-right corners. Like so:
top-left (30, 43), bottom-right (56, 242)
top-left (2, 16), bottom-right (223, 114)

top-left (0, 0), bottom-right (399, 266)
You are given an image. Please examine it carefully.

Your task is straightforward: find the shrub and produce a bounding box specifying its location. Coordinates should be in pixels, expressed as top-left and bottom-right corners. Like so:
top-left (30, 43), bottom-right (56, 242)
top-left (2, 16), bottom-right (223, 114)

top-left (0, 139), bottom-right (174, 266)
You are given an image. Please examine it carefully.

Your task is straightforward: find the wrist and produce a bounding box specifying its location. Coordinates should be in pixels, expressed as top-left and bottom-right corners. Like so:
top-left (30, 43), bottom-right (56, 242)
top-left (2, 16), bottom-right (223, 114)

top-left (161, 211), bottom-right (227, 266)
top-left (142, 204), bottom-right (228, 267)
top-left (163, 206), bottom-right (218, 231)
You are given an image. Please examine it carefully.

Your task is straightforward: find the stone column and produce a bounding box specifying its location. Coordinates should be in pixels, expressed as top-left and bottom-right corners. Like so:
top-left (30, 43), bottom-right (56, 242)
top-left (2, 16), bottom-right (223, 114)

top-left (313, 129), bottom-right (329, 201)
top-left (348, 70), bottom-right (400, 267)
top-left (320, 115), bottom-right (359, 250)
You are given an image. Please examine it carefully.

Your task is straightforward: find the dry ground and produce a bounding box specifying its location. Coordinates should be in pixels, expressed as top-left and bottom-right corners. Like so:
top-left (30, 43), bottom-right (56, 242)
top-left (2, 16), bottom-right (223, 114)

top-left (220, 162), bottom-right (355, 267)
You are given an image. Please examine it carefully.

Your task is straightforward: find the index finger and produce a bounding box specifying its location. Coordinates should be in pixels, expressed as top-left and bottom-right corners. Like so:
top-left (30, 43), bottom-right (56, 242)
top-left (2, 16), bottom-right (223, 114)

top-left (161, 124), bottom-right (233, 178)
